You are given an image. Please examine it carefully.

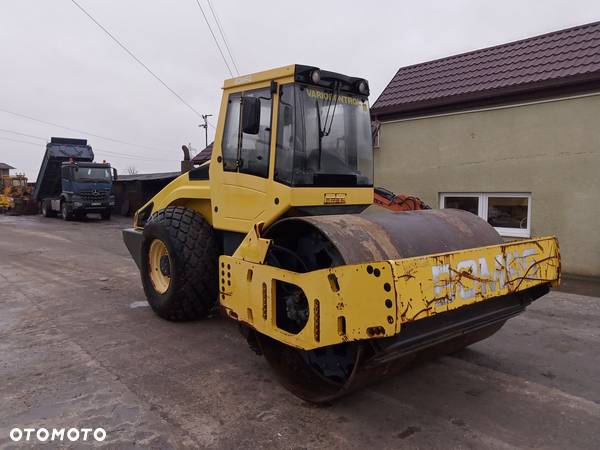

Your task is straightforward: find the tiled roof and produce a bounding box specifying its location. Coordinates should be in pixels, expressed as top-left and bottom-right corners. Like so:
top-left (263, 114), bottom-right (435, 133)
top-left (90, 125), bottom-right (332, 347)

top-left (0, 163), bottom-right (15, 170)
top-left (372, 21), bottom-right (600, 117)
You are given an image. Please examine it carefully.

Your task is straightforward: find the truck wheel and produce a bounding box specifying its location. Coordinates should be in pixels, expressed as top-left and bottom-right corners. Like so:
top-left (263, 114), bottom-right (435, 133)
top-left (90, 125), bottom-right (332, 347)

top-left (141, 206), bottom-right (218, 321)
top-left (101, 210), bottom-right (111, 220)
top-left (41, 200), bottom-right (55, 218)
top-left (61, 202), bottom-right (72, 221)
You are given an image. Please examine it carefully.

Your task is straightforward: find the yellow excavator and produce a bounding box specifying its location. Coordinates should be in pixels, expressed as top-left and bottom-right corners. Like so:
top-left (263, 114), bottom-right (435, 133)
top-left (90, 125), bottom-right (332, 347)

top-left (123, 65), bottom-right (560, 403)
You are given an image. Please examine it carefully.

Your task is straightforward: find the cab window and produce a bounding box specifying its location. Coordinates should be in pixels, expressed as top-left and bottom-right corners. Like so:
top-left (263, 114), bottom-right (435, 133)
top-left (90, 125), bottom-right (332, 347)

top-left (275, 84), bottom-right (295, 184)
top-left (220, 88), bottom-right (272, 178)
top-left (240, 89), bottom-right (272, 177)
top-left (222, 93), bottom-right (242, 171)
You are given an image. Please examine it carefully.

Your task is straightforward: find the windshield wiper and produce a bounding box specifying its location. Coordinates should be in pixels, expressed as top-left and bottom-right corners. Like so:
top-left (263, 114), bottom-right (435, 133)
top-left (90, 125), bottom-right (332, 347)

top-left (321, 83), bottom-right (340, 137)
top-left (315, 84), bottom-right (341, 170)
top-left (315, 99), bottom-right (323, 170)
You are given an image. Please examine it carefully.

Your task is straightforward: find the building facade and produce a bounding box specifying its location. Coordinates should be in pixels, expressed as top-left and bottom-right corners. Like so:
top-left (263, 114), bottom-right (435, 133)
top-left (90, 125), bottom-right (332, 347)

top-left (0, 163), bottom-right (15, 177)
top-left (371, 22), bottom-right (600, 277)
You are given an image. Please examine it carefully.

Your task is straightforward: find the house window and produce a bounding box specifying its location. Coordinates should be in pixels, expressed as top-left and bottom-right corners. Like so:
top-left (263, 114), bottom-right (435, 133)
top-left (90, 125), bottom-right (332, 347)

top-left (439, 193), bottom-right (531, 238)
top-left (441, 194), bottom-right (480, 216)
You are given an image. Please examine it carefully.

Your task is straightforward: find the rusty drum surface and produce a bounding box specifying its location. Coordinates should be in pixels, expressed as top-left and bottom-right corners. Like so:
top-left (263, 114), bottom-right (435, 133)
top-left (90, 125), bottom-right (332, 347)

top-left (267, 208), bottom-right (503, 266)
top-left (259, 209), bottom-right (536, 403)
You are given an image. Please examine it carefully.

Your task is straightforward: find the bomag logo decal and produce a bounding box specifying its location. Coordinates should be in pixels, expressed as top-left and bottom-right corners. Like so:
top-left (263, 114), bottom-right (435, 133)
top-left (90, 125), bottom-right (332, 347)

top-left (305, 89), bottom-right (364, 107)
top-left (431, 247), bottom-right (539, 305)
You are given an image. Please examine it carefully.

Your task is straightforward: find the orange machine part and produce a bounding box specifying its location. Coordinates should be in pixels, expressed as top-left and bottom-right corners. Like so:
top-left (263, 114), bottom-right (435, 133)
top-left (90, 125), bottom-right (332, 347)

top-left (373, 187), bottom-right (430, 212)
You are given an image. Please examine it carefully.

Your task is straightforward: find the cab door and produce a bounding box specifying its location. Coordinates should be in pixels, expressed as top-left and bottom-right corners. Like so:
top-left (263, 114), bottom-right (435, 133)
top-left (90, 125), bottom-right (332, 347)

top-left (215, 86), bottom-right (275, 231)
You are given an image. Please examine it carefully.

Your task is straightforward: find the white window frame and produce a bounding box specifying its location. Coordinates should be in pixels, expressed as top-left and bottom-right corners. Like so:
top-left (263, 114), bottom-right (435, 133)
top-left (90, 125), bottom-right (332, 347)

top-left (439, 192), bottom-right (531, 239)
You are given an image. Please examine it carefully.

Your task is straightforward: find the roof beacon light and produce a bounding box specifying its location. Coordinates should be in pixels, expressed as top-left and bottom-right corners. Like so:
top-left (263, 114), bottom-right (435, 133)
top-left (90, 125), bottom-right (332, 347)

top-left (357, 79), bottom-right (369, 95)
top-left (310, 69), bottom-right (321, 84)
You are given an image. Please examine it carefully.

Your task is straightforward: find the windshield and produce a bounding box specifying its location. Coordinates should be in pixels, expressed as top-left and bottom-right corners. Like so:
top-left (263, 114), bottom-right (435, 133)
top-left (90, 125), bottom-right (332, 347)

top-left (275, 84), bottom-right (373, 186)
top-left (74, 167), bottom-right (111, 182)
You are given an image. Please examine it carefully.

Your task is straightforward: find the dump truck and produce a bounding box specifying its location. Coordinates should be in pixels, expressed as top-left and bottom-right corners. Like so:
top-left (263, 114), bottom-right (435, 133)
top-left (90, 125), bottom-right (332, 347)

top-left (33, 137), bottom-right (115, 220)
top-left (0, 173), bottom-right (37, 215)
top-left (123, 65), bottom-right (560, 403)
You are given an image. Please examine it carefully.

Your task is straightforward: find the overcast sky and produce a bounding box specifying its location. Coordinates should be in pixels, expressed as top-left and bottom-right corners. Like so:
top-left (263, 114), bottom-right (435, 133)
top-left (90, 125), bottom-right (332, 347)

top-left (1, 0), bottom-right (600, 179)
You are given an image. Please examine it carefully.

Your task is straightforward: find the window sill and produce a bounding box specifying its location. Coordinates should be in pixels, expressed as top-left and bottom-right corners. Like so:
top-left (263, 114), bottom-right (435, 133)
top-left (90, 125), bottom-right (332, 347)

top-left (494, 227), bottom-right (531, 239)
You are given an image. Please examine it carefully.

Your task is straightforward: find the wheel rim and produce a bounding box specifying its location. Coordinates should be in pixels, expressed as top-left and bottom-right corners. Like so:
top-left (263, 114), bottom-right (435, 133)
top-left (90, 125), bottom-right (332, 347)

top-left (148, 239), bottom-right (171, 294)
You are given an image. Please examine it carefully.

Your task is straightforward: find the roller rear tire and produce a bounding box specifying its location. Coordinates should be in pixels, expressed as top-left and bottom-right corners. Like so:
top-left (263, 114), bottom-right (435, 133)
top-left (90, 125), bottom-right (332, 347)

top-left (141, 206), bottom-right (218, 321)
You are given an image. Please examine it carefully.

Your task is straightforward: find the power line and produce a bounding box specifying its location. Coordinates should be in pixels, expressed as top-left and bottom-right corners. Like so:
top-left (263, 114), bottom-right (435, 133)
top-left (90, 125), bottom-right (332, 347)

top-left (0, 136), bottom-right (40, 147)
top-left (95, 148), bottom-right (173, 162)
top-left (206, 0), bottom-right (240, 74)
top-left (70, 0), bottom-right (203, 118)
top-left (0, 128), bottom-right (173, 162)
top-left (193, 0), bottom-right (234, 77)
top-left (94, 146), bottom-right (173, 162)
top-left (0, 108), bottom-right (164, 153)
top-left (0, 128), bottom-right (47, 142)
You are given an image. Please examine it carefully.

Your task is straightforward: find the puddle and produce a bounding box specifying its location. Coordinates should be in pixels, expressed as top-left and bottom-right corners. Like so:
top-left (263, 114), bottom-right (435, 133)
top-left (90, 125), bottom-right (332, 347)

top-left (129, 301), bottom-right (149, 309)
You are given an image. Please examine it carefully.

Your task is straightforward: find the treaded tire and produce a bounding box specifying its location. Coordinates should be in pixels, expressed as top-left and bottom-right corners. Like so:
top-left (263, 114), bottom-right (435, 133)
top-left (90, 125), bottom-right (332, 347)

top-left (41, 200), bottom-right (56, 217)
top-left (141, 206), bottom-right (218, 321)
top-left (61, 201), bottom-right (72, 221)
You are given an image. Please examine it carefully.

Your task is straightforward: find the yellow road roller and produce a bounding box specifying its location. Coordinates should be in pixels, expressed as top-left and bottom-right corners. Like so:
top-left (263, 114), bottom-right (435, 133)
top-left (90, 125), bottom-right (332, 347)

top-left (123, 65), bottom-right (560, 403)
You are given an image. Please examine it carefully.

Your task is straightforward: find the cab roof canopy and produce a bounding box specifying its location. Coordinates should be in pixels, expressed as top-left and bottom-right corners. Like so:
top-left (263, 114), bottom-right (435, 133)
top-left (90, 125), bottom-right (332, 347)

top-left (224, 64), bottom-right (370, 96)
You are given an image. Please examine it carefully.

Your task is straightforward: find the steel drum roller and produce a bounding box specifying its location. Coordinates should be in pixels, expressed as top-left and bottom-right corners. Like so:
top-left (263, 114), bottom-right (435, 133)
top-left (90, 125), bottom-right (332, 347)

top-left (256, 209), bottom-right (543, 403)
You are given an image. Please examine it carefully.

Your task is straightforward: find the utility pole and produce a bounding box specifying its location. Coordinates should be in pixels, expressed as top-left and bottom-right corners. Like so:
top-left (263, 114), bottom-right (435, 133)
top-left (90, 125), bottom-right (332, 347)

top-left (199, 114), bottom-right (212, 149)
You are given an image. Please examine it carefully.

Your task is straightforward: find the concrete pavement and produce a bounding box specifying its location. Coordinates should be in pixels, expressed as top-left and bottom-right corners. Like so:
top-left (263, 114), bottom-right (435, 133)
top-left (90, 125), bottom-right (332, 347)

top-left (0, 215), bottom-right (599, 449)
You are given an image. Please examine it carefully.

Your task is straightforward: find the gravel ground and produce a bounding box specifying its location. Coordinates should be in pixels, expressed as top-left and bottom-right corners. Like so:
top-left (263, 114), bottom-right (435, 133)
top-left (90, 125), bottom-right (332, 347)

top-left (0, 214), bottom-right (599, 449)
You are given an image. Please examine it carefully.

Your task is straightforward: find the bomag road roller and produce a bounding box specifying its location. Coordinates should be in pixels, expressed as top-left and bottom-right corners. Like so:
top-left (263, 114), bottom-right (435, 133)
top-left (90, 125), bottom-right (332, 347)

top-left (123, 65), bottom-right (561, 403)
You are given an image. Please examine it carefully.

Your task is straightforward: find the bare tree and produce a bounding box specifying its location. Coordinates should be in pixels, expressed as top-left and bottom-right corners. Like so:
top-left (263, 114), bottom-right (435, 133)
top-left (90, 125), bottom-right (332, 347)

top-left (126, 165), bottom-right (138, 175)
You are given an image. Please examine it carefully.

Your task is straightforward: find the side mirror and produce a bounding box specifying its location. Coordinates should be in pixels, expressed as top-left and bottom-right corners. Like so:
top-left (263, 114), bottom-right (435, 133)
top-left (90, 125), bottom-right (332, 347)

top-left (241, 97), bottom-right (261, 135)
top-left (112, 168), bottom-right (118, 181)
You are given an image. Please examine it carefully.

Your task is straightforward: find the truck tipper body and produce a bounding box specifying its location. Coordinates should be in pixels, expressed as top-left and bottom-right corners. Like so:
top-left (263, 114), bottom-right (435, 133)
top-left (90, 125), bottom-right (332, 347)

top-left (33, 137), bottom-right (115, 220)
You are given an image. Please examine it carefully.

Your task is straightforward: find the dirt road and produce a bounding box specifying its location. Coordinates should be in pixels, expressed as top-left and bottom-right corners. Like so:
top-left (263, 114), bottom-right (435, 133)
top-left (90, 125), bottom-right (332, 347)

top-left (1, 215), bottom-right (599, 449)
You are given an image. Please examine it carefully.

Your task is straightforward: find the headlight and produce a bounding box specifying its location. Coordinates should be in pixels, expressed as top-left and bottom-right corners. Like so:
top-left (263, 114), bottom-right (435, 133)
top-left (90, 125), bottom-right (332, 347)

top-left (74, 201), bottom-right (83, 207)
top-left (310, 69), bottom-right (321, 84)
top-left (356, 79), bottom-right (369, 95)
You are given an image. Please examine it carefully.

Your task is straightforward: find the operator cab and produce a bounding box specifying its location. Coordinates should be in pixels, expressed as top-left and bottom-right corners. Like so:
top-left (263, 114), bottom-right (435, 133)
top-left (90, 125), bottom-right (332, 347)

top-left (216, 65), bottom-right (374, 188)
